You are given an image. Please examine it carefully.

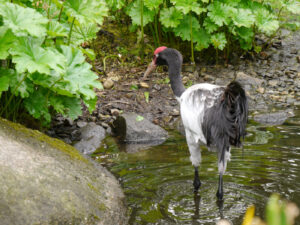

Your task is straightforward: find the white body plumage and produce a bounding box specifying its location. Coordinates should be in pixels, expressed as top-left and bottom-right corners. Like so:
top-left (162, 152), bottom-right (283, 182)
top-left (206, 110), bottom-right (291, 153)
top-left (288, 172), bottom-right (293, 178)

top-left (178, 83), bottom-right (231, 173)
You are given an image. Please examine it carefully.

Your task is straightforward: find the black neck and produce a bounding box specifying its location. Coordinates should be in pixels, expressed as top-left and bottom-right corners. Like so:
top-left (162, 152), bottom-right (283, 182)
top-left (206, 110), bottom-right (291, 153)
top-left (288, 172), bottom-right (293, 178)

top-left (168, 65), bottom-right (185, 98)
top-left (163, 49), bottom-right (185, 98)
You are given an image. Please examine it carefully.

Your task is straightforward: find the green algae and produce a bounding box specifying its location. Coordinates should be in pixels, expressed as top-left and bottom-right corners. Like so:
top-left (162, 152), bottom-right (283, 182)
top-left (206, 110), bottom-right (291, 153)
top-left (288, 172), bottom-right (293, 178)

top-left (0, 117), bottom-right (88, 163)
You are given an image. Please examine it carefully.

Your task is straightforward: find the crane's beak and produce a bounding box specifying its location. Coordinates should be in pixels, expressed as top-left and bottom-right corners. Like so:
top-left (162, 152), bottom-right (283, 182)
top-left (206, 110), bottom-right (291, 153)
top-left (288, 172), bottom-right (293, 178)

top-left (143, 60), bottom-right (156, 80)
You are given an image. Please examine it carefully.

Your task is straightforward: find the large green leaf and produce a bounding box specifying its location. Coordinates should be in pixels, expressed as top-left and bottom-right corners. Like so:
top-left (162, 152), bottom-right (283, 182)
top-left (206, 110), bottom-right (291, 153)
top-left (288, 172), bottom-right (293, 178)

top-left (171, 0), bottom-right (206, 15)
top-left (9, 72), bottom-right (34, 98)
top-left (211, 32), bottom-right (227, 50)
top-left (127, 0), bottom-right (155, 26)
top-left (231, 8), bottom-right (255, 28)
top-left (105, 0), bottom-right (126, 11)
top-left (49, 94), bottom-right (82, 119)
top-left (173, 15), bottom-right (200, 41)
top-left (71, 23), bottom-right (100, 45)
top-left (59, 45), bottom-right (102, 99)
top-left (47, 20), bottom-right (68, 37)
top-left (286, 0), bottom-right (300, 14)
top-left (0, 2), bottom-right (48, 37)
top-left (0, 68), bottom-right (11, 97)
top-left (207, 2), bottom-right (233, 26)
top-left (160, 7), bottom-right (183, 28)
top-left (144, 0), bottom-right (163, 10)
top-left (0, 27), bottom-right (16, 59)
top-left (203, 17), bottom-right (219, 33)
top-left (10, 37), bottom-right (65, 75)
top-left (24, 87), bottom-right (51, 123)
top-left (254, 7), bottom-right (279, 35)
top-left (194, 28), bottom-right (211, 51)
top-left (64, 0), bottom-right (108, 25)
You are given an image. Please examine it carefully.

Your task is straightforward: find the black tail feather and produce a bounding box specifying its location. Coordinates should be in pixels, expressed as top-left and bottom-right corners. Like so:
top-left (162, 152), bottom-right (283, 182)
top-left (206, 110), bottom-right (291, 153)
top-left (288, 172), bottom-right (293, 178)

top-left (202, 81), bottom-right (248, 162)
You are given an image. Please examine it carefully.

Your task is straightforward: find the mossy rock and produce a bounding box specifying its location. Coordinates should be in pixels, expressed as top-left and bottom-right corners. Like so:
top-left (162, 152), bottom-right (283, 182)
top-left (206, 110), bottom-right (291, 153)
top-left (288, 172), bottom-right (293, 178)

top-left (0, 118), bottom-right (127, 225)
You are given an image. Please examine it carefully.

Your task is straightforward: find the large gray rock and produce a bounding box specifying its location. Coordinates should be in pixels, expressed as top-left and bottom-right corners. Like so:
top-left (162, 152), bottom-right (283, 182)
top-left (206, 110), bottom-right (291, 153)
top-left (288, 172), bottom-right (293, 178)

top-left (0, 118), bottom-right (127, 225)
top-left (112, 112), bottom-right (168, 144)
top-left (236, 71), bottom-right (265, 91)
top-left (74, 122), bottom-right (106, 154)
top-left (253, 110), bottom-right (294, 125)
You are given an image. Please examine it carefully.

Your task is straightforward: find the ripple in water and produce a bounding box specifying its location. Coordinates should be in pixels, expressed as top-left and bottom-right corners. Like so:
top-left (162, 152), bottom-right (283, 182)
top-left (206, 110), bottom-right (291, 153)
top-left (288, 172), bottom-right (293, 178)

top-left (95, 115), bottom-right (300, 225)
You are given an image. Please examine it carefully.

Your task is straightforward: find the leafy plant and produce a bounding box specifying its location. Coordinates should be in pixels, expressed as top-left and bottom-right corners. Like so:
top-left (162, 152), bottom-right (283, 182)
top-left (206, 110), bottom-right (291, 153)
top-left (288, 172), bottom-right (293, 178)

top-left (110, 0), bottom-right (300, 62)
top-left (0, 0), bottom-right (107, 125)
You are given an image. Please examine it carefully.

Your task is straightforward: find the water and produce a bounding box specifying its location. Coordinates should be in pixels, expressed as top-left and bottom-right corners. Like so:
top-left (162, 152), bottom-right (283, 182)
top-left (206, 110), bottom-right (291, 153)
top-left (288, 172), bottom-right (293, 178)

top-left (93, 110), bottom-right (300, 225)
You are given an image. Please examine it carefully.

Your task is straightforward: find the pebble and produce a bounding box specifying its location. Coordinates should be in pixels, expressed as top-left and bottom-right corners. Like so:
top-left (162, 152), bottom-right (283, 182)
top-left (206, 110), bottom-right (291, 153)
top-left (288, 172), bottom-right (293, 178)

top-left (268, 79), bottom-right (279, 87)
top-left (256, 87), bottom-right (265, 94)
top-left (139, 82), bottom-right (149, 88)
top-left (103, 78), bottom-right (114, 89)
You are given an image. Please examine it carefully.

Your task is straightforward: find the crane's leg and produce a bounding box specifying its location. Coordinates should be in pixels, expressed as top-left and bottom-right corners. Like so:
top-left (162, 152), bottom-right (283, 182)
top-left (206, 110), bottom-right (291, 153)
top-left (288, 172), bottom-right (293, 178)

top-left (216, 147), bottom-right (231, 200)
top-left (185, 131), bottom-right (202, 192)
top-left (193, 166), bottom-right (201, 192)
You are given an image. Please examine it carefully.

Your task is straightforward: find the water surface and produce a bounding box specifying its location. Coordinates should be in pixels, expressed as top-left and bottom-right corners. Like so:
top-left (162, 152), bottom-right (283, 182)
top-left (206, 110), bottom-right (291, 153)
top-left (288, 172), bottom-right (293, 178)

top-left (94, 110), bottom-right (300, 224)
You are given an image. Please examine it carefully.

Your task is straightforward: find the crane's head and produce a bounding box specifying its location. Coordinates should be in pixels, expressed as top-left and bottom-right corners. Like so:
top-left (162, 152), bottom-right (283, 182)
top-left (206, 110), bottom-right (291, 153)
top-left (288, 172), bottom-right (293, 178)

top-left (143, 46), bottom-right (168, 79)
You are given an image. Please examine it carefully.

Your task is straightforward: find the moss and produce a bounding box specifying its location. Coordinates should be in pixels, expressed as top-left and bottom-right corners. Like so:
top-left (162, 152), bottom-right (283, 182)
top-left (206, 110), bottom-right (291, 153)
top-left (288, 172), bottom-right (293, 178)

top-left (0, 118), bottom-right (88, 163)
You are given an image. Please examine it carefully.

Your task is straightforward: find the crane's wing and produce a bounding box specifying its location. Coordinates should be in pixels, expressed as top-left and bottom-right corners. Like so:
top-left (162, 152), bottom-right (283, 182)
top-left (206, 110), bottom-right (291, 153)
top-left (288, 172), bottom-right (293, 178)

top-left (179, 83), bottom-right (225, 145)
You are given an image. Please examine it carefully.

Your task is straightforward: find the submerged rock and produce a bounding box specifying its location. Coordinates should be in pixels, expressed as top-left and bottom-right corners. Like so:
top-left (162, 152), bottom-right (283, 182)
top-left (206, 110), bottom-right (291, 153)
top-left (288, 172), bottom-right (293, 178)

top-left (112, 112), bottom-right (168, 145)
top-left (74, 122), bottom-right (106, 154)
top-left (0, 118), bottom-right (127, 225)
top-left (253, 110), bottom-right (294, 125)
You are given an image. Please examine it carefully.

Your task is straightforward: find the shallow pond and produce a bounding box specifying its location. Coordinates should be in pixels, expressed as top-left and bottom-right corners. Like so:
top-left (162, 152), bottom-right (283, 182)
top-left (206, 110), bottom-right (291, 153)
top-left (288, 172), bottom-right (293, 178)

top-left (94, 110), bottom-right (300, 225)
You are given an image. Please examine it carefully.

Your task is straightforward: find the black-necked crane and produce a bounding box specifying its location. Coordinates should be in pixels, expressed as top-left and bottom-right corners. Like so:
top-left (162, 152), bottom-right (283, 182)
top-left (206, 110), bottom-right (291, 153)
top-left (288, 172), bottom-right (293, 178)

top-left (143, 47), bottom-right (248, 200)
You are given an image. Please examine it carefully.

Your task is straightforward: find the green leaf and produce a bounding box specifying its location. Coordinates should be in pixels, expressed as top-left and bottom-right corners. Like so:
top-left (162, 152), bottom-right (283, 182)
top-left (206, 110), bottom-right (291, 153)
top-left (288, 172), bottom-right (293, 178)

top-left (136, 115), bottom-right (144, 122)
top-left (254, 7), bottom-right (279, 36)
top-left (24, 87), bottom-right (51, 123)
top-left (203, 17), bottom-right (218, 33)
top-left (211, 32), bottom-right (227, 50)
top-left (231, 8), bottom-right (255, 28)
top-left (49, 94), bottom-right (82, 119)
top-left (0, 27), bottom-right (15, 59)
top-left (0, 2), bottom-right (48, 37)
top-left (286, 0), bottom-right (300, 14)
top-left (144, 0), bottom-right (163, 11)
top-left (105, 0), bottom-right (125, 11)
top-left (71, 23), bottom-right (100, 45)
top-left (173, 15), bottom-right (200, 41)
top-left (64, 0), bottom-right (108, 26)
top-left (160, 7), bottom-right (183, 28)
top-left (207, 2), bottom-right (233, 26)
top-left (10, 37), bottom-right (65, 75)
top-left (80, 47), bottom-right (96, 61)
top-left (59, 45), bottom-right (102, 99)
top-left (47, 20), bottom-right (68, 37)
top-left (0, 68), bottom-right (11, 97)
top-left (236, 27), bottom-right (254, 50)
top-left (9, 71), bottom-right (34, 98)
top-left (127, 0), bottom-right (155, 26)
top-left (144, 91), bottom-right (149, 103)
top-left (194, 28), bottom-right (211, 51)
top-left (171, 0), bottom-right (206, 15)
top-left (83, 96), bottom-right (97, 113)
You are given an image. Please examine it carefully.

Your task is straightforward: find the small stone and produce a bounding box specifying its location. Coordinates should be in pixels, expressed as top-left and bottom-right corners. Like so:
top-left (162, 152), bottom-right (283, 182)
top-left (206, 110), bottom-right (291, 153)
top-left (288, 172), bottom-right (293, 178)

top-left (153, 84), bottom-right (161, 91)
top-left (77, 121), bottom-right (88, 128)
top-left (103, 78), bottom-right (114, 89)
top-left (256, 87), bottom-right (265, 94)
top-left (203, 74), bottom-right (215, 82)
top-left (111, 109), bottom-right (120, 116)
top-left (268, 79), bottom-right (279, 87)
top-left (182, 76), bottom-right (189, 84)
top-left (163, 116), bottom-right (172, 123)
top-left (172, 109), bottom-right (180, 116)
top-left (139, 81), bottom-right (149, 88)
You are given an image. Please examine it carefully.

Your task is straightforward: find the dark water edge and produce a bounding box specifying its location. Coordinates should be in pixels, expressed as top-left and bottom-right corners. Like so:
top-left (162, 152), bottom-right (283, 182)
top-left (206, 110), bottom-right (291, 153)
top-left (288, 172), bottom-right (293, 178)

top-left (94, 109), bottom-right (300, 225)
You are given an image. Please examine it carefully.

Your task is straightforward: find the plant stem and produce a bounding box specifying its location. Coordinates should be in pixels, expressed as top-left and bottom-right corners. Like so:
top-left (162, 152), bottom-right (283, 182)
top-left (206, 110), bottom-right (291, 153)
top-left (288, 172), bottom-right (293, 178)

top-left (140, 0), bottom-right (144, 64)
top-left (0, 73), bottom-right (28, 117)
top-left (154, 12), bottom-right (160, 46)
top-left (190, 12), bottom-right (194, 63)
top-left (150, 24), bottom-right (158, 47)
top-left (103, 55), bottom-right (119, 72)
top-left (68, 17), bottom-right (75, 45)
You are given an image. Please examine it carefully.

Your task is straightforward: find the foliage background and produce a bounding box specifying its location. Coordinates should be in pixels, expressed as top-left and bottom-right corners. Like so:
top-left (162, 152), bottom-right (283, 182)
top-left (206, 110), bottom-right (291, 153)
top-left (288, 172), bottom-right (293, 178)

top-left (0, 0), bottom-right (299, 125)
